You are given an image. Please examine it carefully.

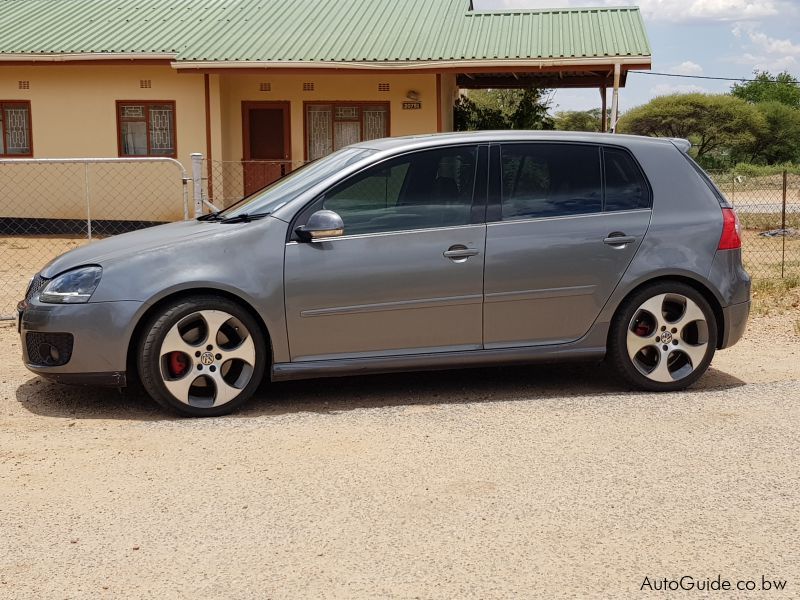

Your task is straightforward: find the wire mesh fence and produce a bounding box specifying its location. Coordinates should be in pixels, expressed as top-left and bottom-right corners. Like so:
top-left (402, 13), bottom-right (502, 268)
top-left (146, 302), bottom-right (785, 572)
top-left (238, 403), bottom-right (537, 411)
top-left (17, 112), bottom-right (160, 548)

top-left (201, 159), bottom-right (307, 210)
top-left (0, 158), bottom-right (188, 318)
top-left (1, 156), bottom-right (796, 320)
top-left (709, 170), bottom-right (799, 280)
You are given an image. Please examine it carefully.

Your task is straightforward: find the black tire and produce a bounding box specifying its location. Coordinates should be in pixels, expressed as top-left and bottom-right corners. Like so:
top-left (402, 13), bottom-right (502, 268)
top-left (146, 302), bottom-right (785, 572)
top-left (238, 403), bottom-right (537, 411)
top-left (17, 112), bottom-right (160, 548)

top-left (607, 281), bottom-right (718, 392)
top-left (137, 295), bottom-right (268, 417)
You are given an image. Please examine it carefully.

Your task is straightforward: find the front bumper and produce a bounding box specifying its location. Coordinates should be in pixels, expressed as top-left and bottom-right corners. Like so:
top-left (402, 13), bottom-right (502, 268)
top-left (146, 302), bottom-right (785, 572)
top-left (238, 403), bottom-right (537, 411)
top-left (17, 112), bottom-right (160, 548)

top-left (720, 300), bottom-right (750, 349)
top-left (18, 298), bottom-right (143, 386)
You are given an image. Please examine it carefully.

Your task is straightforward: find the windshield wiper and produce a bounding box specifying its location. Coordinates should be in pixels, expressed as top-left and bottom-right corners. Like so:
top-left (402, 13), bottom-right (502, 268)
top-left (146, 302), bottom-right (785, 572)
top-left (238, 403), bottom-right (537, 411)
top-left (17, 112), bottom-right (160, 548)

top-left (196, 211), bottom-right (223, 221)
top-left (218, 212), bottom-right (271, 224)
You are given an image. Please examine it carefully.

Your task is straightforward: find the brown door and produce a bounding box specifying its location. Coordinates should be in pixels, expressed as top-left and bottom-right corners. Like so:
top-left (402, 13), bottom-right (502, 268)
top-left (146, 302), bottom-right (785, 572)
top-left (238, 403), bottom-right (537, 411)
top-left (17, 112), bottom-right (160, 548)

top-left (242, 101), bottom-right (291, 196)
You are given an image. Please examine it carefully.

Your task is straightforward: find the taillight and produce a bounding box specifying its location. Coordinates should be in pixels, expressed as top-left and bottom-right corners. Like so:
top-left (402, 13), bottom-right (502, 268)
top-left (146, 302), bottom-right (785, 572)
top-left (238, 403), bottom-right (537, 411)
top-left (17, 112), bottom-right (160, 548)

top-left (718, 208), bottom-right (741, 250)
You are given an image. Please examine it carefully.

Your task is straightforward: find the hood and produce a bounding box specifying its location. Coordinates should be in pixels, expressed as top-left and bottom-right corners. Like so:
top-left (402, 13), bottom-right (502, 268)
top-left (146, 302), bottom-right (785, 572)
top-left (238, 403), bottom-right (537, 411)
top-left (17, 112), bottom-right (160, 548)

top-left (40, 220), bottom-right (230, 278)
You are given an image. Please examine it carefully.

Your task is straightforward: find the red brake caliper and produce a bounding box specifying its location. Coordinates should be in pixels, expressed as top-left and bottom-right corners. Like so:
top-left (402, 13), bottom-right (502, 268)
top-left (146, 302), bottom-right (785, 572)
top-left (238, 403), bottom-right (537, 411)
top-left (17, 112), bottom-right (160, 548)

top-left (168, 352), bottom-right (188, 377)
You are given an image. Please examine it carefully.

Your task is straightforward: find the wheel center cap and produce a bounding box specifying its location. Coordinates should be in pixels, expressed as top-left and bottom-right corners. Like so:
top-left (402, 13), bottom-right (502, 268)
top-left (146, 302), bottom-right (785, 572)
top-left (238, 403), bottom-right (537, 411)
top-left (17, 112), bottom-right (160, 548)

top-left (660, 331), bottom-right (673, 344)
top-left (200, 351), bottom-right (215, 365)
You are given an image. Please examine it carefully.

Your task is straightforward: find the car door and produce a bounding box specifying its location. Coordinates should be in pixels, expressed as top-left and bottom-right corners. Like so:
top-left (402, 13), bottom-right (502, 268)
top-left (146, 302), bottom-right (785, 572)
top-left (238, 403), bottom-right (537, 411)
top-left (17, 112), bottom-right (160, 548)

top-left (284, 145), bottom-right (488, 361)
top-left (483, 143), bottom-right (652, 348)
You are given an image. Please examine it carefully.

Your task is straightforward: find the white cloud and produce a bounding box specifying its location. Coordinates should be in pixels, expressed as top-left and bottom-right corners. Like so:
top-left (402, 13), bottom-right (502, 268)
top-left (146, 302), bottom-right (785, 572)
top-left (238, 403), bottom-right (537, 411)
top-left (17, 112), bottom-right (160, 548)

top-left (478, 0), bottom-right (790, 23)
top-left (669, 61), bottom-right (704, 75)
top-left (650, 83), bottom-right (709, 95)
top-left (731, 23), bottom-right (800, 71)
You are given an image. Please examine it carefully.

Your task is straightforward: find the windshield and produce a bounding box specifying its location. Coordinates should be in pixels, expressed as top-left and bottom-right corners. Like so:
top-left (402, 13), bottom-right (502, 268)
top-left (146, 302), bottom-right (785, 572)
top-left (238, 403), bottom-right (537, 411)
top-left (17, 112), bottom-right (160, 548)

top-left (217, 147), bottom-right (377, 218)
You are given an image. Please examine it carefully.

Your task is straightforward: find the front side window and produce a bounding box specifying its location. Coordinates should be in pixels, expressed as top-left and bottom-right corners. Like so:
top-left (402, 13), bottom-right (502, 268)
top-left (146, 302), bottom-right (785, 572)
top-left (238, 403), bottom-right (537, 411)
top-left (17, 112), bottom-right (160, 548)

top-left (603, 147), bottom-right (650, 211)
top-left (117, 101), bottom-right (176, 157)
top-left (306, 103), bottom-right (388, 160)
top-left (500, 143), bottom-right (602, 220)
top-left (0, 101), bottom-right (32, 156)
top-left (308, 145), bottom-right (478, 236)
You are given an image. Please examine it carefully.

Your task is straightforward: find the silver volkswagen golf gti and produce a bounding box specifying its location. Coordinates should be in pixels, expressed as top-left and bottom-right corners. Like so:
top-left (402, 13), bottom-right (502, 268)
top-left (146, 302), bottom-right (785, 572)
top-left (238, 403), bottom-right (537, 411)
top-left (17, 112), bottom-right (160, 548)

top-left (18, 132), bottom-right (750, 416)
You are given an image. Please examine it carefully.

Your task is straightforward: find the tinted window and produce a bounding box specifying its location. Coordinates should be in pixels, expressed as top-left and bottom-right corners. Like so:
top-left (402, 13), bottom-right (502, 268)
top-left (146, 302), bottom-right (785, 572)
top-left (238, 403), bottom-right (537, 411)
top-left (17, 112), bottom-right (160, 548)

top-left (500, 144), bottom-right (601, 220)
top-left (319, 146), bottom-right (477, 235)
top-left (603, 147), bottom-right (650, 211)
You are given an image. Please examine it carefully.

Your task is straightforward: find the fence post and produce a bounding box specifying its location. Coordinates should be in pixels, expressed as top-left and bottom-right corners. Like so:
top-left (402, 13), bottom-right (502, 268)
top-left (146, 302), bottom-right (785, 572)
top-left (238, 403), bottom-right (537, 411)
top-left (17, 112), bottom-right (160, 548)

top-left (84, 162), bottom-right (92, 241)
top-left (191, 152), bottom-right (204, 217)
top-left (782, 170), bottom-right (787, 278)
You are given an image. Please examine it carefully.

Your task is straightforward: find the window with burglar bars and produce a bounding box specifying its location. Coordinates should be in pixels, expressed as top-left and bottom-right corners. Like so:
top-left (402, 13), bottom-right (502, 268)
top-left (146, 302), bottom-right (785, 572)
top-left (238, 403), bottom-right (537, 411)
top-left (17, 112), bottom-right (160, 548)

top-left (306, 102), bottom-right (388, 161)
top-left (0, 101), bottom-right (32, 156)
top-left (117, 101), bottom-right (176, 157)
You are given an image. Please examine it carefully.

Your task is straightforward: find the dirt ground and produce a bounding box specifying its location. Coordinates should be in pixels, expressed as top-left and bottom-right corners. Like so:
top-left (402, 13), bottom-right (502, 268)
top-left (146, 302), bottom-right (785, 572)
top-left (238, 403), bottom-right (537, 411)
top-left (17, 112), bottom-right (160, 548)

top-left (1, 311), bottom-right (798, 599)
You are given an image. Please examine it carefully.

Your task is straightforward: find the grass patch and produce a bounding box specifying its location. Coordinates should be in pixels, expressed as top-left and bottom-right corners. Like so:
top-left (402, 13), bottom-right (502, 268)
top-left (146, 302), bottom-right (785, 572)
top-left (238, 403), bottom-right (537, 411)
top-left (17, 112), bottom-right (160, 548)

top-left (751, 276), bottom-right (800, 316)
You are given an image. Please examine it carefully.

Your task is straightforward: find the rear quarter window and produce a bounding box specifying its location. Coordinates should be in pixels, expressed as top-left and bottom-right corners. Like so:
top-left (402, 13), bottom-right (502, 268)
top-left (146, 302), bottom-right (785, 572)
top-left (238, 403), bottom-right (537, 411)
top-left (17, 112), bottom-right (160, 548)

top-left (603, 147), bottom-right (651, 211)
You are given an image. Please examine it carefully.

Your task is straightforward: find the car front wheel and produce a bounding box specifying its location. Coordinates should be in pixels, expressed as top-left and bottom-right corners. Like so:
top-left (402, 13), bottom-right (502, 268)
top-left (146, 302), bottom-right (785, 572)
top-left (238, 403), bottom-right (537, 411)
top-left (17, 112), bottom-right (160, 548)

top-left (608, 282), bottom-right (718, 391)
top-left (137, 295), bottom-right (267, 416)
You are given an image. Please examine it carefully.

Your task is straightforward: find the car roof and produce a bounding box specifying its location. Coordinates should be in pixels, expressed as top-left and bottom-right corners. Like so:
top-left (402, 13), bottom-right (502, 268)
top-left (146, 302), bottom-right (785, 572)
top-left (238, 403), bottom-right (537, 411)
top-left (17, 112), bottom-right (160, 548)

top-left (354, 130), bottom-right (684, 153)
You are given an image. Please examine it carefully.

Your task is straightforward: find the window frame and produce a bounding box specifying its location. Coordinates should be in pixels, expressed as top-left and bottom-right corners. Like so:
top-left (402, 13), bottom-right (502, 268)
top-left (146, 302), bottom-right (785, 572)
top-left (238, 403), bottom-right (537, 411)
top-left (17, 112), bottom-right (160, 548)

top-left (115, 100), bottom-right (177, 158)
top-left (0, 100), bottom-right (33, 157)
top-left (303, 101), bottom-right (391, 161)
top-left (488, 142), bottom-right (652, 223)
top-left (288, 143), bottom-right (488, 242)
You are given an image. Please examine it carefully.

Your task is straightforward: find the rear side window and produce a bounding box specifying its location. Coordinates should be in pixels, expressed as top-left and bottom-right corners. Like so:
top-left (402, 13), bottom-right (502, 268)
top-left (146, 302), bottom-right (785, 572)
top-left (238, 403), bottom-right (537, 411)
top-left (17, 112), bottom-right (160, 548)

top-left (603, 147), bottom-right (650, 211)
top-left (500, 144), bottom-right (602, 220)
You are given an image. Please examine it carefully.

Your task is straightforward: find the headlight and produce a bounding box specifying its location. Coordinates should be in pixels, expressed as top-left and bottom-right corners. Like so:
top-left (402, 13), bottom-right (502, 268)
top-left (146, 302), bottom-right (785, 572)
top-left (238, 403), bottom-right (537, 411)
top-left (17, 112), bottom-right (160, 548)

top-left (40, 266), bottom-right (102, 304)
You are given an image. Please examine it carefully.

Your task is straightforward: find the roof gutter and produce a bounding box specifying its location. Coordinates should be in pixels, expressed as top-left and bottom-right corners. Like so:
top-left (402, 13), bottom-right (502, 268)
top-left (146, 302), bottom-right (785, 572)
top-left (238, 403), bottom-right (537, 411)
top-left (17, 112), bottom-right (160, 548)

top-left (0, 52), bottom-right (177, 62)
top-left (171, 56), bottom-right (652, 71)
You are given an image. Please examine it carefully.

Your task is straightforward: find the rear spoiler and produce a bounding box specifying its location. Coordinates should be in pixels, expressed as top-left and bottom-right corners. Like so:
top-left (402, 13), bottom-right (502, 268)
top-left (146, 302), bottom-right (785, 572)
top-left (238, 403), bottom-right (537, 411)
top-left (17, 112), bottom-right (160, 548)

top-left (669, 138), bottom-right (692, 153)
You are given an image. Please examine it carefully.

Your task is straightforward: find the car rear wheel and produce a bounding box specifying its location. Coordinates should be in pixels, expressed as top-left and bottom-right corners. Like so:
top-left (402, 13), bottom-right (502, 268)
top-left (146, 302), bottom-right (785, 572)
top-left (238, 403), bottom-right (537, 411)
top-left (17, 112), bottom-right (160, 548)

top-left (137, 296), bottom-right (267, 416)
top-left (608, 282), bottom-right (718, 391)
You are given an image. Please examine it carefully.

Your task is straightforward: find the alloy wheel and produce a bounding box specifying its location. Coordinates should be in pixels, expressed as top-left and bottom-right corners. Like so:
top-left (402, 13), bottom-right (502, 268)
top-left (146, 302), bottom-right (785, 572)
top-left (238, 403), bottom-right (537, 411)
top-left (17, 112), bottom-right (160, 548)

top-left (159, 309), bottom-right (256, 408)
top-left (626, 293), bottom-right (710, 383)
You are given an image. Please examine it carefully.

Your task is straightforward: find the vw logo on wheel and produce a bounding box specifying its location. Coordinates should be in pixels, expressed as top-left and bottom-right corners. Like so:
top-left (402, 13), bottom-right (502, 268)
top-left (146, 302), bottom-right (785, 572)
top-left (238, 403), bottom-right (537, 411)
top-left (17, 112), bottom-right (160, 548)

top-left (200, 351), bottom-right (215, 365)
top-left (660, 331), bottom-right (673, 344)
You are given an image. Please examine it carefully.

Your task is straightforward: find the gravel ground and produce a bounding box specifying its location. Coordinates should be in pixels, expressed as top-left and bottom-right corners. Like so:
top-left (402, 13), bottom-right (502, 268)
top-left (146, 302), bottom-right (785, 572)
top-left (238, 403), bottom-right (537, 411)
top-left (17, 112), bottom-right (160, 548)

top-left (1, 315), bottom-right (798, 599)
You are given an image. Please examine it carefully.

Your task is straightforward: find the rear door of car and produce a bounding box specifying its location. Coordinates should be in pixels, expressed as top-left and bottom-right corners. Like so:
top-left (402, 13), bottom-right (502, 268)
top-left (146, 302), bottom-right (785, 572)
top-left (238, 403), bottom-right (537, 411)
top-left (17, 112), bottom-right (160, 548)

top-left (284, 144), bottom-right (488, 361)
top-left (483, 142), bottom-right (652, 348)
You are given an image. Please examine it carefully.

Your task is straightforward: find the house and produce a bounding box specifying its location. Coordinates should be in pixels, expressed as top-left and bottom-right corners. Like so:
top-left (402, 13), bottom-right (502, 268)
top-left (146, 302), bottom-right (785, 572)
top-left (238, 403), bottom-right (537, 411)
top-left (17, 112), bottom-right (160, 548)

top-left (0, 0), bottom-right (651, 212)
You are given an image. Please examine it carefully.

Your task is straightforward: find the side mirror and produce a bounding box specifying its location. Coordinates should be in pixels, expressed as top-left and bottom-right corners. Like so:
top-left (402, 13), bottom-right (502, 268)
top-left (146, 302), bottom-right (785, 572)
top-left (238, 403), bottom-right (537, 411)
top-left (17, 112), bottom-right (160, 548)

top-left (295, 210), bottom-right (344, 241)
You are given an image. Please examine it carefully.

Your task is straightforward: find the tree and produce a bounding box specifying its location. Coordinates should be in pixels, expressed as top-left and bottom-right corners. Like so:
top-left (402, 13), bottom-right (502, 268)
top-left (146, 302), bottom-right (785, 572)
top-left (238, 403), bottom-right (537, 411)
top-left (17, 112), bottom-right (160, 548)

top-left (617, 93), bottom-right (766, 162)
top-left (731, 101), bottom-right (800, 164)
top-left (731, 70), bottom-right (800, 108)
top-left (554, 109), bottom-right (605, 132)
top-left (454, 88), bottom-right (554, 131)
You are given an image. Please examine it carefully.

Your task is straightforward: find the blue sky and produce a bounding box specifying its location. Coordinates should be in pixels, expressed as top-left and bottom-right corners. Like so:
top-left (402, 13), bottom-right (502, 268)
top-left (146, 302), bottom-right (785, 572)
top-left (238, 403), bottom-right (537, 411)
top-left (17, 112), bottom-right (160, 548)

top-left (473, 0), bottom-right (800, 113)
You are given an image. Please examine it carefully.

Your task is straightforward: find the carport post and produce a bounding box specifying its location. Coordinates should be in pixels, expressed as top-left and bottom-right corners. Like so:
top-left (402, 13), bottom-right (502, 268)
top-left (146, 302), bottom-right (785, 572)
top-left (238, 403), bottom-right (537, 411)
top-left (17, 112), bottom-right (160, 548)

top-left (191, 153), bottom-right (204, 217)
top-left (600, 86), bottom-right (607, 132)
top-left (610, 64), bottom-right (621, 133)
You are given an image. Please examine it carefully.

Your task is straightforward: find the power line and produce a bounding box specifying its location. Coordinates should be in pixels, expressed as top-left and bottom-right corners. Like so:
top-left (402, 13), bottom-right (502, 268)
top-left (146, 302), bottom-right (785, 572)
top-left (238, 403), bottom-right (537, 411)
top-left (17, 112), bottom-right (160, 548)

top-left (630, 71), bottom-right (800, 85)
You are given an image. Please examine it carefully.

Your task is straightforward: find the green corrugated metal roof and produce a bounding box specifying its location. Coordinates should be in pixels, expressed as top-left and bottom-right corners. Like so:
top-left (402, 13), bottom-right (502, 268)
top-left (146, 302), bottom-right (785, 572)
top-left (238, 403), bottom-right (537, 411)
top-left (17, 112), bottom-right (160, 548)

top-left (0, 0), bottom-right (651, 62)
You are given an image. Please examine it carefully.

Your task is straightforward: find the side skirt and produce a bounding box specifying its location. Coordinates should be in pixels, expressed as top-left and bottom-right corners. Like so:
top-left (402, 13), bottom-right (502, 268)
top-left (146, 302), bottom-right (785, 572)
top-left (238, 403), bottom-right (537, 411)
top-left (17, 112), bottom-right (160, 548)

top-left (271, 344), bottom-right (606, 382)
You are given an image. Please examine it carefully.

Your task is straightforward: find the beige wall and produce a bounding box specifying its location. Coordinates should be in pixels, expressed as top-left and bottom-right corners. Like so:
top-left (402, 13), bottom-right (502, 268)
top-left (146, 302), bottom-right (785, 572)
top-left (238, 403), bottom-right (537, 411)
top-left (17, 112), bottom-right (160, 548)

top-left (0, 65), bottom-right (453, 219)
top-left (0, 65), bottom-right (202, 221)
top-left (440, 73), bottom-right (459, 133)
top-left (0, 65), bottom-right (206, 167)
top-left (219, 72), bottom-right (440, 165)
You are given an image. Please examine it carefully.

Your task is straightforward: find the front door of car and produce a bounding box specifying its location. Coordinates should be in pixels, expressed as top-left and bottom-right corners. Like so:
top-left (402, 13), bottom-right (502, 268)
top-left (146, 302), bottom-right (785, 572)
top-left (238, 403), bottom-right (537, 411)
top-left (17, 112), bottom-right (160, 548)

top-left (483, 143), bottom-right (652, 348)
top-left (284, 145), bottom-right (487, 361)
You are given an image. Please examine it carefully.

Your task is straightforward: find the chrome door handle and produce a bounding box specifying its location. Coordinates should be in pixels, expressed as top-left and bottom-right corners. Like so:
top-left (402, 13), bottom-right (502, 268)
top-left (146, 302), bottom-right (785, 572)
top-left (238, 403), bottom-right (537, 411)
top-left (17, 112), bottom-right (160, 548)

top-left (443, 245), bottom-right (480, 261)
top-left (603, 234), bottom-right (636, 246)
